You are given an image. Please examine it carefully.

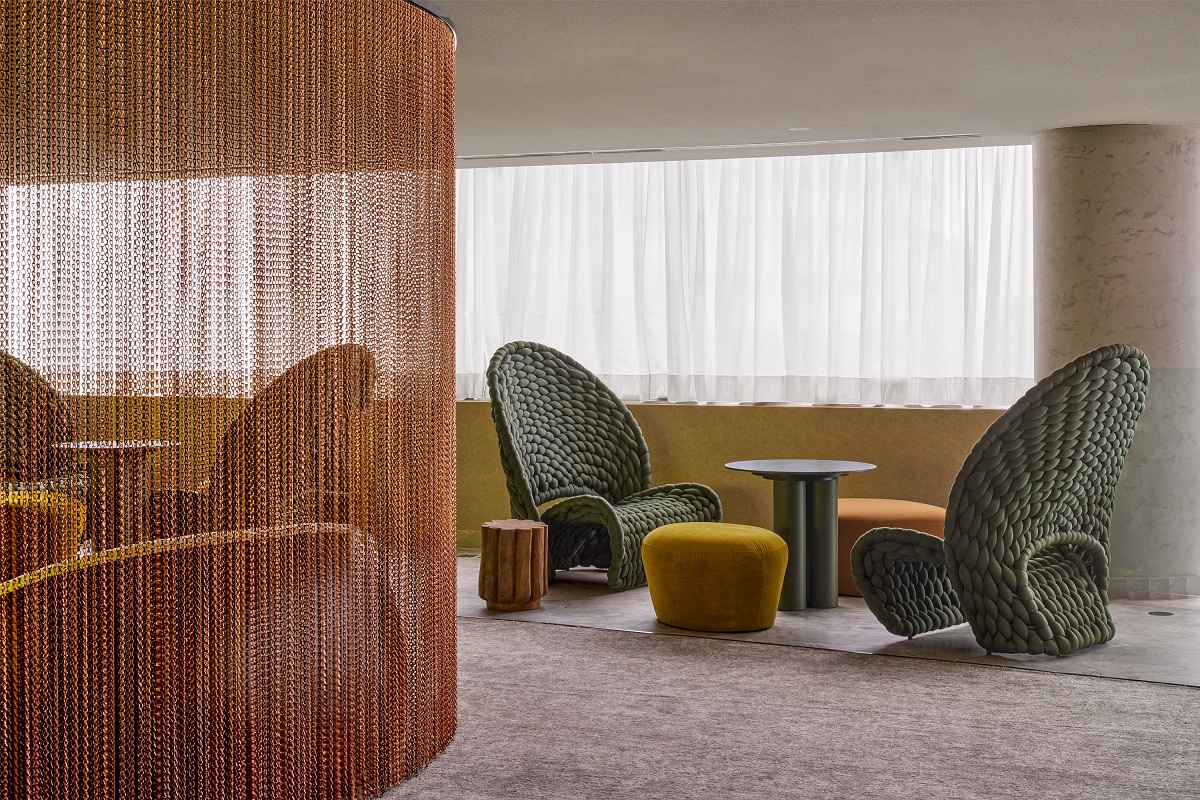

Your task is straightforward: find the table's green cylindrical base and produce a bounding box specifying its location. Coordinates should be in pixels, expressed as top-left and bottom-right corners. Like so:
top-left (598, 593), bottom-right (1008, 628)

top-left (806, 478), bottom-right (839, 609)
top-left (773, 479), bottom-right (807, 611)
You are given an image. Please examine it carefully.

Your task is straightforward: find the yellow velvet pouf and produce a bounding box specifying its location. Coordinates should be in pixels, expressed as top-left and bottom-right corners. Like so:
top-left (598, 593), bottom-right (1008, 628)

top-left (642, 522), bottom-right (787, 632)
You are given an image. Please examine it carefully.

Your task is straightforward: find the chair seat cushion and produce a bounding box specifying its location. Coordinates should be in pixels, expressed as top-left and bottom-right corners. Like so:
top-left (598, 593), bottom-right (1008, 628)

top-left (641, 522), bottom-right (786, 632)
top-left (839, 499), bottom-right (946, 597)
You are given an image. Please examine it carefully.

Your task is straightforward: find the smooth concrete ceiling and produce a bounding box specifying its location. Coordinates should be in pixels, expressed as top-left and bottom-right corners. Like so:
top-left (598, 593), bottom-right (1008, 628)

top-left (435, 0), bottom-right (1200, 167)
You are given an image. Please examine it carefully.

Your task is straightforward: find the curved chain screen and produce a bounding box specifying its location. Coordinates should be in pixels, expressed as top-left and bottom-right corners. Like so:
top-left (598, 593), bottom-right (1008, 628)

top-left (0, 2), bottom-right (457, 797)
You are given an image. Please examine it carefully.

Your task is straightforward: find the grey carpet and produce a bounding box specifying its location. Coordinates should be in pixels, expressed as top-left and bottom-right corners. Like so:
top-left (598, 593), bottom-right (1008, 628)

top-left (386, 617), bottom-right (1200, 800)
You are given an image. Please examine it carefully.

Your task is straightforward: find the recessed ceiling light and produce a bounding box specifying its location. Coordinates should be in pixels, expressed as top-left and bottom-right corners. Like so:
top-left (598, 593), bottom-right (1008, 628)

top-left (787, 127), bottom-right (811, 132)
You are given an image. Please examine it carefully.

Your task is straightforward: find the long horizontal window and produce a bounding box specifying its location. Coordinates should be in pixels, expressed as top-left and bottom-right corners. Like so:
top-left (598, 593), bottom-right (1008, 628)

top-left (3, 147), bottom-right (1033, 406)
top-left (2, 175), bottom-right (373, 397)
top-left (457, 146), bottom-right (1033, 406)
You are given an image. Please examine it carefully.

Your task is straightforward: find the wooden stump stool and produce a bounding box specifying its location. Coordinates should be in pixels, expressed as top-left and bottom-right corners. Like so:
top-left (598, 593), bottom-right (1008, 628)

top-left (478, 519), bottom-right (549, 612)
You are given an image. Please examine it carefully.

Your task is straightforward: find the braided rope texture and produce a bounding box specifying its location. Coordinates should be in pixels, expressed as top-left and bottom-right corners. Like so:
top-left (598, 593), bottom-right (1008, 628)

top-left (853, 344), bottom-right (1148, 656)
top-left (487, 342), bottom-right (722, 590)
top-left (851, 527), bottom-right (965, 638)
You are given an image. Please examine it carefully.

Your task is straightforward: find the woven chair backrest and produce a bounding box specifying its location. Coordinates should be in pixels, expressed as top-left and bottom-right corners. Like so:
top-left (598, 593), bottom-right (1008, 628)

top-left (487, 342), bottom-right (651, 519)
top-left (211, 344), bottom-right (374, 530)
top-left (0, 351), bottom-right (75, 484)
top-left (944, 343), bottom-right (1148, 589)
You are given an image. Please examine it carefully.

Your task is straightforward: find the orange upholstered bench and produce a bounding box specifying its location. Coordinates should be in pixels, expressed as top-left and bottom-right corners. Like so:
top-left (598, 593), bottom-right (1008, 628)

top-left (838, 498), bottom-right (946, 596)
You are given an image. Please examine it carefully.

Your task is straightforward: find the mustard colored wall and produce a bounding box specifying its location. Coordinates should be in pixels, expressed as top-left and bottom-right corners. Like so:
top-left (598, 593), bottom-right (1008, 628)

top-left (65, 397), bottom-right (1004, 546)
top-left (68, 396), bottom-right (250, 490)
top-left (456, 400), bottom-right (1003, 546)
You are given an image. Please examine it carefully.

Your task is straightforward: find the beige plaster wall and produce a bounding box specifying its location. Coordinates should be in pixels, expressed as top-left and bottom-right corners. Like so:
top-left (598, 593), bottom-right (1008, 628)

top-left (456, 400), bottom-right (1001, 546)
top-left (1034, 125), bottom-right (1200, 375)
top-left (1034, 124), bottom-right (1200, 583)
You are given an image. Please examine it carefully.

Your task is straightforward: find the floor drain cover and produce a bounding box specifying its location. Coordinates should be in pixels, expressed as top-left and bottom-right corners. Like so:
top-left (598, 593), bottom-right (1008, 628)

top-left (1149, 611), bottom-right (1174, 617)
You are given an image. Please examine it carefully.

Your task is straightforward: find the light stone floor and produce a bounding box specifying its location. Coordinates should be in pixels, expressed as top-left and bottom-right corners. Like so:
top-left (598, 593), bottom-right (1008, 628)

top-left (457, 554), bottom-right (1200, 687)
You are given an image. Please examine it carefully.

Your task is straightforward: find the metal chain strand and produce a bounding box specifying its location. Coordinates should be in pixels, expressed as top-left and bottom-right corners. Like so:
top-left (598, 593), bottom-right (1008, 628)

top-left (1, 1), bottom-right (456, 797)
top-left (852, 343), bottom-right (1149, 656)
top-left (487, 341), bottom-right (723, 591)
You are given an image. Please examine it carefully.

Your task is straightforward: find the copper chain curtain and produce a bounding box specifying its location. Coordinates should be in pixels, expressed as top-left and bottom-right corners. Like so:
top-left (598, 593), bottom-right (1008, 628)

top-left (1, 1), bottom-right (457, 797)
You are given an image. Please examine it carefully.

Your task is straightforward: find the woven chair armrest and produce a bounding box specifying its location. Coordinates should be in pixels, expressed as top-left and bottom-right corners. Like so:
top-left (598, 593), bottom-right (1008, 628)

top-left (1023, 529), bottom-right (1107, 566)
top-left (622, 482), bottom-right (721, 510)
top-left (617, 483), bottom-right (723, 528)
top-left (1020, 528), bottom-right (1110, 594)
top-left (851, 526), bottom-right (964, 638)
top-left (534, 494), bottom-right (623, 586)
top-left (851, 526), bottom-right (947, 573)
top-left (540, 493), bottom-right (617, 525)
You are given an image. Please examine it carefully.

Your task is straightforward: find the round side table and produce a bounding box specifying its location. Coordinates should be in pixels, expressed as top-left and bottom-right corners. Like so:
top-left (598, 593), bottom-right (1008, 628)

top-left (726, 459), bottom-right (875, 611)
top-left (56, 440), bottom-right (180, 551)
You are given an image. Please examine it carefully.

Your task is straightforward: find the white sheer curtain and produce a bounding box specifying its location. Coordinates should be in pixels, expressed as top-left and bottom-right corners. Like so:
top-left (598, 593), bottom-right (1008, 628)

top-left (2, 175), bottom-right (371, 397)
top-left (457, 146), bottom-right (1033, 406)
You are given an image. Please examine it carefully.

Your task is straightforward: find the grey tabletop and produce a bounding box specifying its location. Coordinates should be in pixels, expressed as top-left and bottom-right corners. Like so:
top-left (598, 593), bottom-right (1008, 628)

top-left (725, 459), bottom-right (876, 480)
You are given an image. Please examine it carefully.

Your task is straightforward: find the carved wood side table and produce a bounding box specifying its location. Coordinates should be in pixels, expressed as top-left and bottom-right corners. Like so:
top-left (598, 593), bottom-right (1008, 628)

top-left (478, 519), bottom-right (549, 612)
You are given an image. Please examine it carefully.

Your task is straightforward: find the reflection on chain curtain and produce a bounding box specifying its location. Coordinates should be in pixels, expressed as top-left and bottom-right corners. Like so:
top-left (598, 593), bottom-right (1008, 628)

top-left (0, 2), bottom-right (457, 795)
top-left (456, 146), bottom-right (1033, 407)
top-left (0, 175), bottom-right (373, 398)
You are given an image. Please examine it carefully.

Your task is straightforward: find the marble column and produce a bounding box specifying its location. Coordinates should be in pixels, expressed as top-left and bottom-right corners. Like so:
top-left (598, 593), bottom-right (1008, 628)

top-left (1034, 124), bottom-right (1200, 598)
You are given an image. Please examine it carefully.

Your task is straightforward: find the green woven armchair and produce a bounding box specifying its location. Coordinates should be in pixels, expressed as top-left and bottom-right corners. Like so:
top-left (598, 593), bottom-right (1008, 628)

top-left (487, 341), bottom-right (721, 591)
top-left (851, 343), bottom-right (1148, 656)
top-left (150, 344), bottom-right (374, 539)
top-left (1, 349), bottom-right (81, 493)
